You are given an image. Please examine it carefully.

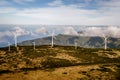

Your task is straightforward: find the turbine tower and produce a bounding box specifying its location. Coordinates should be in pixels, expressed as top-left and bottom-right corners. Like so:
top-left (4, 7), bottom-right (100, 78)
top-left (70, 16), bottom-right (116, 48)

top-left (74, 40), bottom-right (78, 49)
top-left (14, 34), bottom-right (17, 47)
top-left (103, 34), bottom-right (109, 50)
top-left (51, 31), bottom-right (54, 47)
top-left (78, 31), bottom-right (84, 47)
top-left (8, 42), bottom-right (10, 51)
top-left (104, 36), bottom-right (108, 50)
top-left (13, 32), bottom-right (19, 51)
top-left (33, 41), bottom-right (35, 50)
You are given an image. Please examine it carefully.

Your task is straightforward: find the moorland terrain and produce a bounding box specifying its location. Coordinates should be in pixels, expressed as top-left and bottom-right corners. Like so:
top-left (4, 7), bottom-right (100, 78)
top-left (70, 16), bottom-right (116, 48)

top-left (0, 45), bottom-right (120, 80)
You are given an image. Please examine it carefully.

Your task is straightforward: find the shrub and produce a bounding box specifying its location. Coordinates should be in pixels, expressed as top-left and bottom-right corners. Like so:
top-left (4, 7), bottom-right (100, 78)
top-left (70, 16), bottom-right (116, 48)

top-left (0, 70), bottom-right (13, 74)
top-left (41, 57), bottom-right (73, 68)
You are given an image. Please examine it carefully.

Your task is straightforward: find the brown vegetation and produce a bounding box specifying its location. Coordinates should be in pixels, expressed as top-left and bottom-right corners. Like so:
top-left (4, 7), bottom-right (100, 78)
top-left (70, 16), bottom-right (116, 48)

top-left (0, 45), bottom-right (120, 80)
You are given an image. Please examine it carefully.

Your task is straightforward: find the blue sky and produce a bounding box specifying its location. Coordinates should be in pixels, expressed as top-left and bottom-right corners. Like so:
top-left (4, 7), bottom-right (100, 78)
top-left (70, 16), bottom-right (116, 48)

top-left (0, 0), bottom-right (120, 25)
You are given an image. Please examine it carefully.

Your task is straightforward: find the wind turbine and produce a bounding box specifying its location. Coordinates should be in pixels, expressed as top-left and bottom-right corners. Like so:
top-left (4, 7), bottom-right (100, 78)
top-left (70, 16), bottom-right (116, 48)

top-left (8, 42), bottom-right (10, 52)
top-left (102, 33), bottom-right (109, 50)
top-left (13, 32), bottom-right (19, 51)
top-left (51, 31), bottom-right (56, 48)
top-left (51, 31), bottom-right (54, 47)
top-left (74, 40), bottom-right (78, 49)
top-left (78, 31), bottom-right (84, 47)
top-left (104, 36), bottom-right (108, 50)
top-left (33, 41), bottom-right (35, 50)
top-left (14, 34), bottom-right (17, 47)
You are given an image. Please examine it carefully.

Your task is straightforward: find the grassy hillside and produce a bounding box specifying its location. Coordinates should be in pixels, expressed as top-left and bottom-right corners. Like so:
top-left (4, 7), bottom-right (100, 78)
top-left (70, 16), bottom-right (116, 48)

top-left (0, 45), bottom-right (120, 80)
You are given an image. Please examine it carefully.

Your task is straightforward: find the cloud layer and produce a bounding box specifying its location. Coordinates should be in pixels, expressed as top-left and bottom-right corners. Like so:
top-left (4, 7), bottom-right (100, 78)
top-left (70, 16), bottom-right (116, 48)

top-left (0, 0), bottom-right (120, 25)
top-left (12, 27), bottom-right (30, 36)
top-left (82, 26), bottom-right (120, 38)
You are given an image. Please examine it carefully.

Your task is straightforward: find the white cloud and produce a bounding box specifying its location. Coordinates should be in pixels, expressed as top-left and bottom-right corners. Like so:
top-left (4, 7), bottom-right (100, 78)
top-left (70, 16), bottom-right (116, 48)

top-left (0, 31), bottom-right (13, 43)
top-left (83, 27), bottom-right (103, 36)
top-left (13, 7), bottom-right (101, 25)
top-left (0, 7), bottom-right (18, 13)
top-left (0, 0), bottom-right (120, 25)
top-left (36, 27), bottom-right (48, 34)
top-left (12, 27), bottom-right (30, 36)
top-left (81, 26), bottom-right (120, 38)
top-left (105, 26), bottom-right (120, 37)
top-left (63, 27), bottom-right (78, 35)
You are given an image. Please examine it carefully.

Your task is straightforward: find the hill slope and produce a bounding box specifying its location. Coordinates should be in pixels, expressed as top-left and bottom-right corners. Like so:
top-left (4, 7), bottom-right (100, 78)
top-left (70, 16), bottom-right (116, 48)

top-left (0, 45), bottom-right (120, 80)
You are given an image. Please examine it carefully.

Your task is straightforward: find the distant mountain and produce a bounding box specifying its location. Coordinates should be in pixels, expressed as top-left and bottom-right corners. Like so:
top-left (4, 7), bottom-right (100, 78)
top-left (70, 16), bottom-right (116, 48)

top-left (18, 34), bottom-right (120, 48)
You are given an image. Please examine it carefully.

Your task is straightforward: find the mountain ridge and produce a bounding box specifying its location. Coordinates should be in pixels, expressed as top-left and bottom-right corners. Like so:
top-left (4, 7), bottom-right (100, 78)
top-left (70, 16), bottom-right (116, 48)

top-left (18, 34), bottom-right (120, 48)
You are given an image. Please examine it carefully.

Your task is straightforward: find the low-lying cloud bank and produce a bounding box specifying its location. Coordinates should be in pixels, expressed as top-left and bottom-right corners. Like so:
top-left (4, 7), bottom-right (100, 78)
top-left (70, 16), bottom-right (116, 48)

top-left (63, 26), bottom-right (120, 38)
top-left (0, 25), bottom-right (120, 44)
top-left (83, 26), bottom-right (120, 38)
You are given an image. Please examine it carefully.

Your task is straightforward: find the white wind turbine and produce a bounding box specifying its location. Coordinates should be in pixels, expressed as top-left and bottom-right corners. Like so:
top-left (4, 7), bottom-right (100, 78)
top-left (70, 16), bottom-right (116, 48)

top-left (94, 27), bottom-right (109, 50)
top-left (102, 27), bottom-right (111, 50)
top-left (33, 41), bottom-right (35, 50)
top-left (78, 31), bottom-right (84, 47)
top-left (13, 29), bottom-right (20, 51)
top-left (51, 31), bottom-right (54, 47)
top-left (74, 39), bottom-right (78, 49)
top-left (74, 41), bottom-right (77, 49)
top-left (102, 28), bottom-right (110, 50)
top-left (50, 31), bottom-right (56, 48)
top-left (8, 42), bottom-right (10, 51)
top-left (14, 33), bottom-right (17, 47)
top-left (103, 35), bottom-right (108, 50)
